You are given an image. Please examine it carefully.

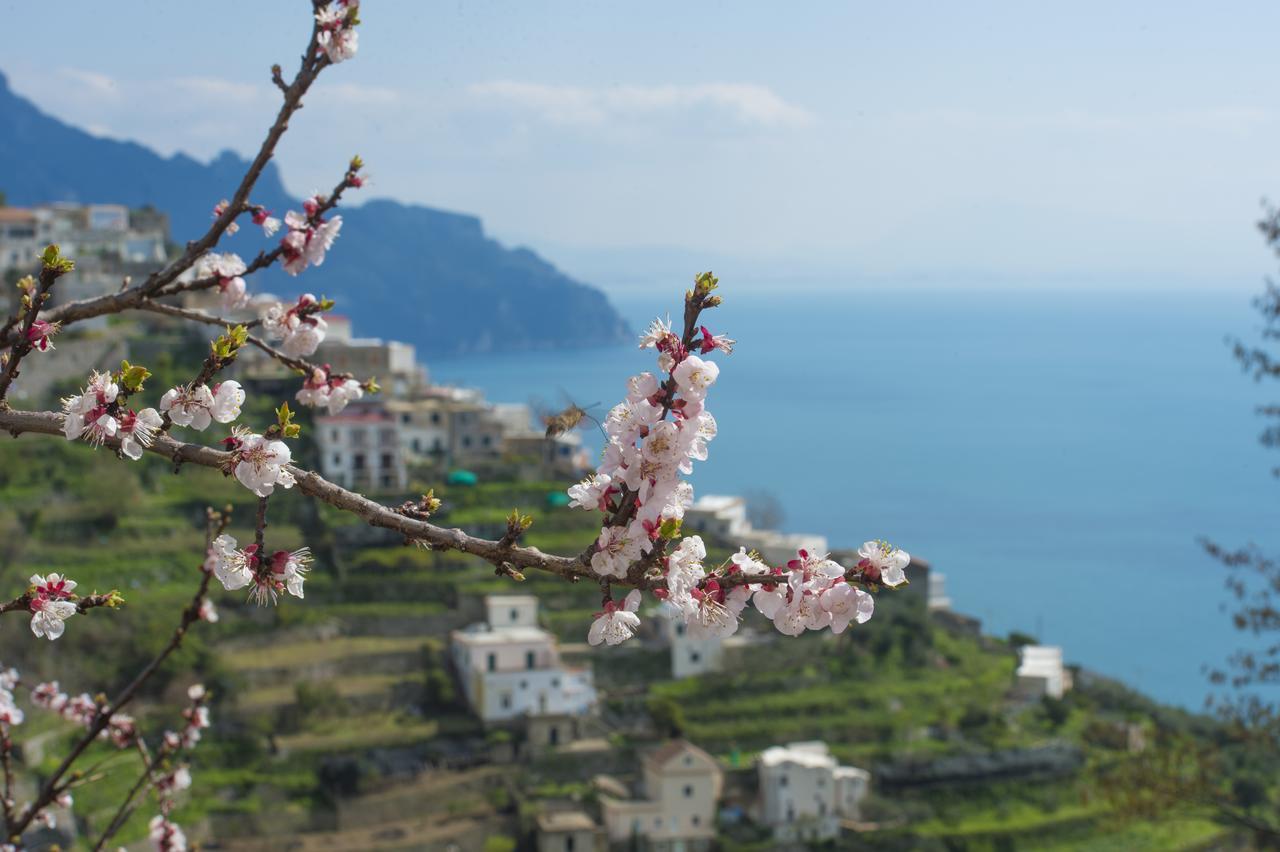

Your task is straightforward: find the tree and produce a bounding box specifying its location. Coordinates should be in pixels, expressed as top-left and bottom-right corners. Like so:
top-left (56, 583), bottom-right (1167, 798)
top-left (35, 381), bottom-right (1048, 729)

top-left (0, 4), bottom-right (912, 849)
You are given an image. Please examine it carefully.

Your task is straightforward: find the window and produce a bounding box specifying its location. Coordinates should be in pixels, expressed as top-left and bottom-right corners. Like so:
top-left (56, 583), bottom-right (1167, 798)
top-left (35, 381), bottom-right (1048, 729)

top-left (351, 429), bottom-right (367, 447)
top-left (817, 800), bottom-right (827, 817)
top-left (675, 623), bottom-right (685, 637)
top-left (526, 650), bottom-right (536, 670)
top-left (510, 608), bottom-right (519, 622)
top-left (519, 680), bottom-right (528, 690)
top-left (329, 429), bottom-right (339, 442)
top-left (462, 436), bottom-right (472, 448)
top-left (381, 474), bottom-right (393, 488)
top-left (683, 785), bottom-right (694, 798)
top-left (780, 775), bottom-right (789, 787)
top-left (501, 693), bottom-right (512, 709)
top-left (565, 838), bottom-right (574, 852)
top-left (817, 776), bottom-right (825, 788)
top-left (412, 438), bottom-right (421, 452)
top-left (549, 726), bottom-right (559, 746)
top-left (331, 453), bottom-right (341, 466)
top-left (380, 453), bottom-right (394, 469)
top-left (690, 651), bottom-right (701, 664)
top-left (487, 653), bottom-right (496, 672)
top-left (692, 815), bottom-right (701, 827)
top-left (353, 453), bottom-right (366, 470)
top-left (400, 413), bottom-right (410, 424)
top-left (431, 412), bottom-right (441, 424)
top-left (481, 435), bottom-right (492, 447)
top-left (551, 677), bottom-right (561, 688)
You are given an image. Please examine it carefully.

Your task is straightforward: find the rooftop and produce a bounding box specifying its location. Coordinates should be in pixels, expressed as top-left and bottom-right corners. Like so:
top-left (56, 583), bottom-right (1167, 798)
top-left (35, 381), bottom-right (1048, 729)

top-left (452, 625), bottom-right (553, 645)
top-left (536, 810), bottom-right (596, 833)
top-left (689, 494), bottom-right (744, 513)
top-left (760, 741), bottom-right (838, 770)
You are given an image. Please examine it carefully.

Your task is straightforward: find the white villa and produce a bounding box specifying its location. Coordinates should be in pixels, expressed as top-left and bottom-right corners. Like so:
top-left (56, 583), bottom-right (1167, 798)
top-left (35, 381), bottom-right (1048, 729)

top-left (450, 595), bottom-right (597, 723)
top-left (682, 495), bottom-right (827, 565)
top-left (757, 741), bottom-right (870, 842)
top-left (1015, 645), bottom-right (1073, 700)
top-left (599, 740), bottom-right (723, 850)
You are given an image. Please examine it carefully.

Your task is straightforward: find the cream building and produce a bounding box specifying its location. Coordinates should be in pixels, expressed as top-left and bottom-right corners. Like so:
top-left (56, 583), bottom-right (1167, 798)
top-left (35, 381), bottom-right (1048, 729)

top-left (314, 407), bottom-right (408, 491)
top-left (599, 740), bottom-right (723, 850)
top-left (682, 495), bottom-right (827, 565)
top-left (1015, 645), bottom-right (1072, 700)
top-left (757, 741), bottom-right (869, 842)
top-left (450, 595), bottom-right (596, 723)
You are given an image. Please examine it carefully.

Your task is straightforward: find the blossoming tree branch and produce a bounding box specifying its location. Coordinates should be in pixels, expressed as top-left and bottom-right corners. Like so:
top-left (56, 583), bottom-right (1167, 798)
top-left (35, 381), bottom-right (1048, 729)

top-left (0, 1), bottom-right (908, 847)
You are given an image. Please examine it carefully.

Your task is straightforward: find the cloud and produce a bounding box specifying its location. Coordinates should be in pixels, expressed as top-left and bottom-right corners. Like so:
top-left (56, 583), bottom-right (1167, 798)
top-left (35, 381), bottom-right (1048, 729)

top-left (170, 77), bottom-right (264, 105)
top-left (467, 80), bottom-right (814, 129)
top-left (57, 67), bottom-right (119, 97)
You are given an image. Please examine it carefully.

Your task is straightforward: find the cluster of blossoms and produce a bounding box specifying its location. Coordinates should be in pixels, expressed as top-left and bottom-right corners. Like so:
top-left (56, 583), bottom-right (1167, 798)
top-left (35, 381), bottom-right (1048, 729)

top-left (575, 291), bottom-right (909, 646)
top-left (261, 292), bottom-right (329, 356)
top-left (279, 196), bottom-right (342, 278)
top-left (150, 815), bottom-right (188, 852)
top-left (211, 199), bottom-right (239, 236)
top-left (163, 684), bottom-right (211, 752)
top-left (0, 665), bottom-right (22, 726)
top-left (206, 533), bottom-right (311, 604)
top-left (295, 364), bottom-right (363, 414)
top-left (159, 380), bottom-right (244, 432)
top-left (28, 573), bottom-right (79, 641)
top-left (31, 681), bottom-right (137, 747)
top-left (62, 371), bottom-right (160, 458)
top-left (195, 251), bottom-right (249, 312)
top-left (316, 0), bottom-right (360, 64)
top-left (221, 427), bottom-right (296, 497)
top-left (567, 315), bottom-right (724, 583)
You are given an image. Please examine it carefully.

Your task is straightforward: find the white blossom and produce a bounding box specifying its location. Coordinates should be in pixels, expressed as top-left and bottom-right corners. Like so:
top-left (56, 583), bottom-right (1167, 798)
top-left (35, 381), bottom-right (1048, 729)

top-left (588, 589), bottom-right (642, 646)
top-left (857, 540), bottom-right (910, 587)
top-left (119, 408), bottom-right (163, 460)
top-left (159, 384), bottom-right (216, 431)
top-left (232, 432), bottom-right (295, 497)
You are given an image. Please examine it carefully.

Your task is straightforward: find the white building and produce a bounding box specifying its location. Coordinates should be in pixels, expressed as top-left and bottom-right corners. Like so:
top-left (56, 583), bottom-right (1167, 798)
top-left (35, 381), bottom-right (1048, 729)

top-left (683, 495), bottom-right (827, 566)
top-left (536, 810), bottom-right (601, 852)
top-left (928, 570), bottom-right (953, 611)
top-left (757, 742), bottom-right (869, 842)
top-left (658, 605), bottom-right (726, 679)
top-left (599, 740), bottom-right (722, 850)
top-left (450, 595), bottom-right (596, 723)
top-left (1015, 645), bottom-right (1072, 700)
top-left (314, 333), bottom-right (426, 399)
top-left (314, 408), bottom-right (408, 491)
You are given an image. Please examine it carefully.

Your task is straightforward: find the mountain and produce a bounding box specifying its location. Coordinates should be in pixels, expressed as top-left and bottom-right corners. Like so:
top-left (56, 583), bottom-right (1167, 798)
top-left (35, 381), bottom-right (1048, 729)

top-left (0, 71), bottom-right (631, 356)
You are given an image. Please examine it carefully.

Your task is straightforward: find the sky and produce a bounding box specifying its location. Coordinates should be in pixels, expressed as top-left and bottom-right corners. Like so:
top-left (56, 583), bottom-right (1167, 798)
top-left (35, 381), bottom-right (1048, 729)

top-left (3, 1), bottom-right (1280, 291)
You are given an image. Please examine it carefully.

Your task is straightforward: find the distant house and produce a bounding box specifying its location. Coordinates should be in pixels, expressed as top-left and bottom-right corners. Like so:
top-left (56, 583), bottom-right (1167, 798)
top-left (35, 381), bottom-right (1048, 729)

top-left (450, 595), bottom-right (596, 724)
top-left (599, 740), bottom-right (723, 850)
top-left (537, 809), bottom-right (602, 852)
top-left (756, 741), bottom-right (869, 842)
top-left (1015, 645), bottom-right (1072, 700)
top-left (314, 332), bottom-right (427, 399)
top-left (314, 407), bottom-right (408, 492)
top-left (651, 603), bottom-right (756, 680)
top-left (683, 495), bottom-right (827, 565)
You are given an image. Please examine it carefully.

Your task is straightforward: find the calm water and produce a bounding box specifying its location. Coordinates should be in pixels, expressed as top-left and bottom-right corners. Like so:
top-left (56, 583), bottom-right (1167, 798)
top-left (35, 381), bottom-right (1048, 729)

top-left (432, 285), bottom-right (1280, 709)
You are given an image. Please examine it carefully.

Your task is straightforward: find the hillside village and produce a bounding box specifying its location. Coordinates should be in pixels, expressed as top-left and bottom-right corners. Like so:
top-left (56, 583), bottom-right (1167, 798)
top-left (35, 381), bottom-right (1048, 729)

top-left (0, 203), bottom-right (1235, 850)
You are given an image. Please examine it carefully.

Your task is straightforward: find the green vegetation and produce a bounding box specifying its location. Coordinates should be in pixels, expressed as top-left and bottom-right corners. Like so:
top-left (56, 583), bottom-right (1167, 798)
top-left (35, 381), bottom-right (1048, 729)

top-left (0, 413), bottom-right (1264, 849)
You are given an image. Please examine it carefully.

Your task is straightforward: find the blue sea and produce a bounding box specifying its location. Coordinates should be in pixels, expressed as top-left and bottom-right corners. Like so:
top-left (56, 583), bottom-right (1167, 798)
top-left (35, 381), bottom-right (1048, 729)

top-left (431, 285), bottom-right (1280, 710)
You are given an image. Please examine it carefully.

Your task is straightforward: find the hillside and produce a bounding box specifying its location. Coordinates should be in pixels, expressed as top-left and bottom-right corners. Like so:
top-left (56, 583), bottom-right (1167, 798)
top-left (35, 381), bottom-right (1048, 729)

top-left (0, 70), bottom-right (631, 356)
